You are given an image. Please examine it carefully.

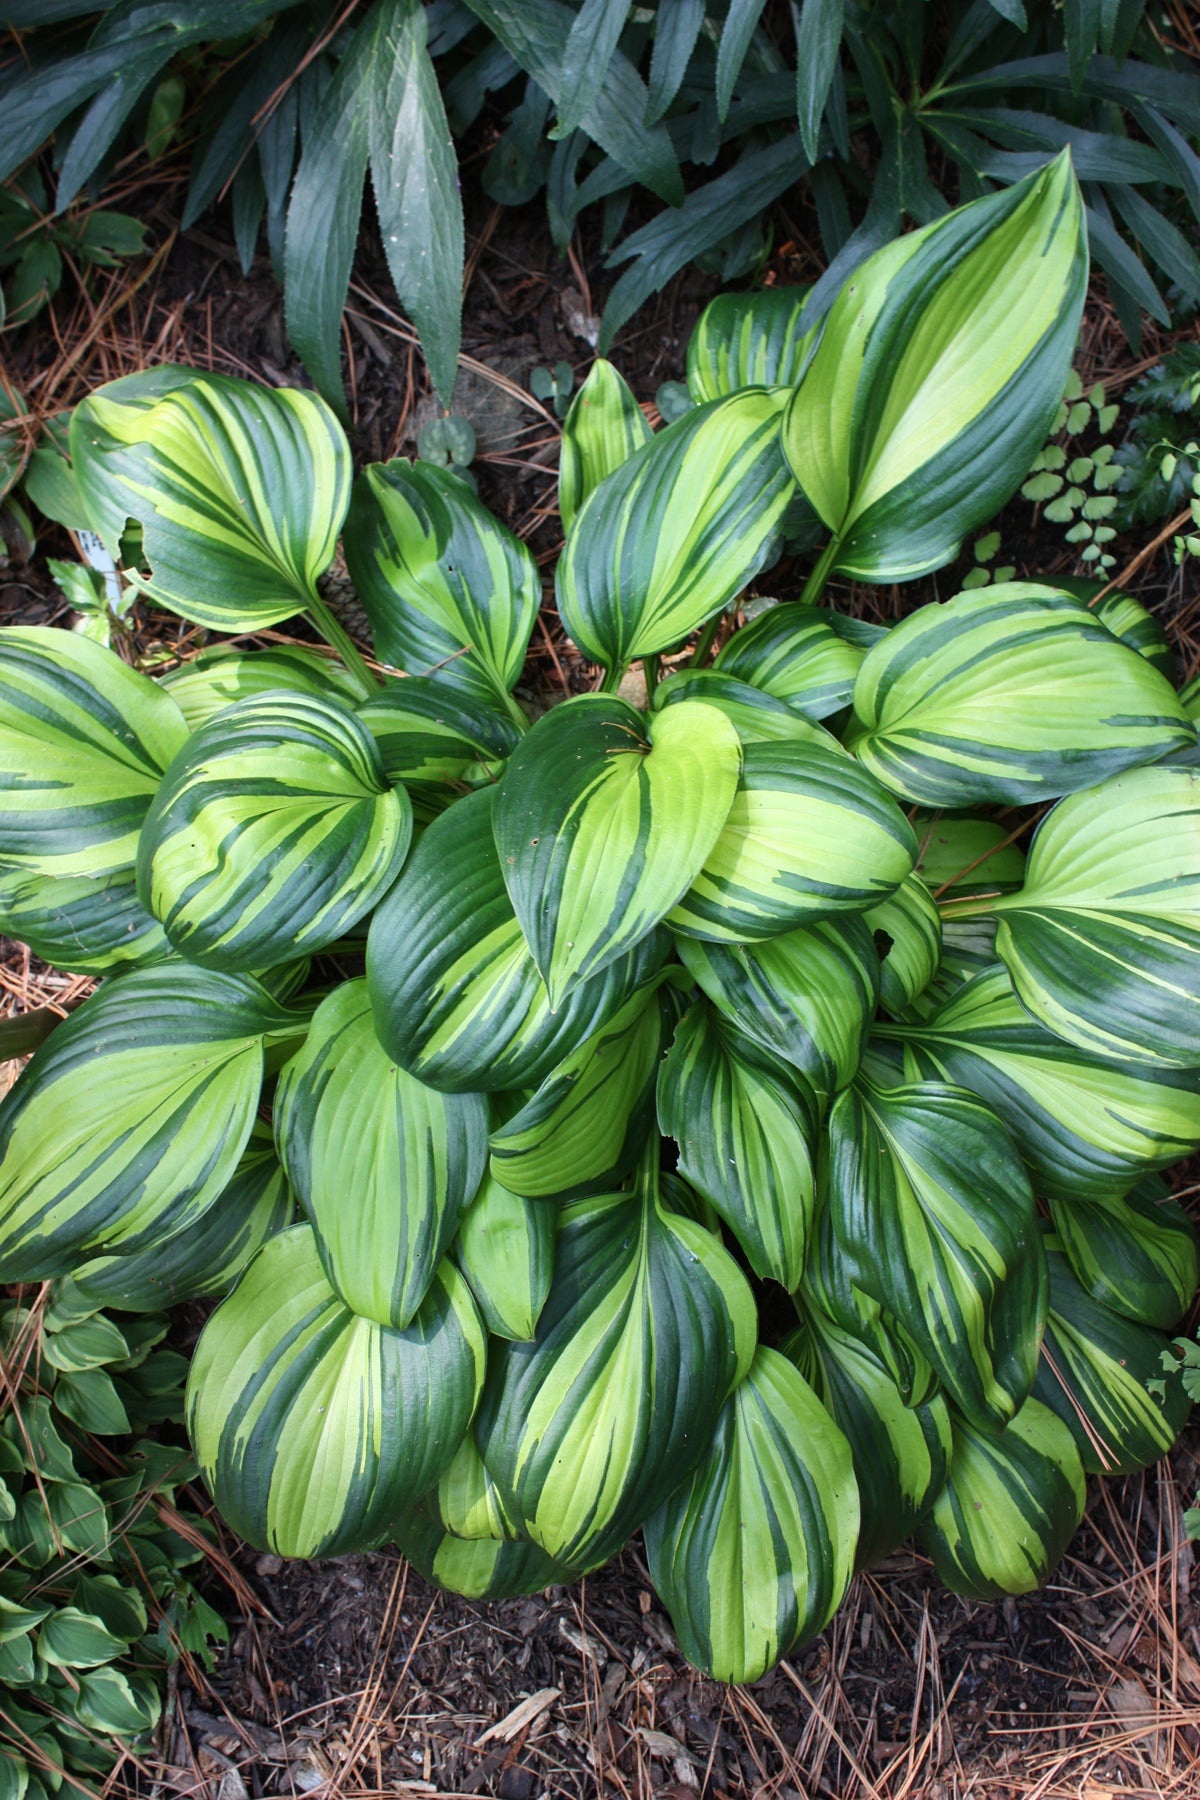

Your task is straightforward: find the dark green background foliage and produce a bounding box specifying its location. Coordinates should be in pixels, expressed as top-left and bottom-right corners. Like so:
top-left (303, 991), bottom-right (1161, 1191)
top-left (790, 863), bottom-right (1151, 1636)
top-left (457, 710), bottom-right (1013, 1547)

top-left (2, 0), bottom-right (1197, 412)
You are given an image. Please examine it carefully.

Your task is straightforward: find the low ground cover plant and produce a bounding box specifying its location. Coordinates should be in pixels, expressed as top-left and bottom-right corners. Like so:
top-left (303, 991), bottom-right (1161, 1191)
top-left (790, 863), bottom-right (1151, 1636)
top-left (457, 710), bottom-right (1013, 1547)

top-left (3, 0), bottom-right (1198, 413)
top-left (2, 154), bottom-right (1199, 1685)
top-left (0, 1294), bottom-right (228, 1798)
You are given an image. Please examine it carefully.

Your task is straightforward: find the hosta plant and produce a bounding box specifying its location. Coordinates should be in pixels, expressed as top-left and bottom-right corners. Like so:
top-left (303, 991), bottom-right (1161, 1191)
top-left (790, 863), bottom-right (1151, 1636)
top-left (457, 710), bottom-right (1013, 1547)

top-left (2, 156), bottom-right (1199, 1685)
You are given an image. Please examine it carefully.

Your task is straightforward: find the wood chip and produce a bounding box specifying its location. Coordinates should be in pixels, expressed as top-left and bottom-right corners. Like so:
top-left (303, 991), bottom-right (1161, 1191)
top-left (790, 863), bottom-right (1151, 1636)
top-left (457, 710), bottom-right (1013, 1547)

top-left (473, 1688), bottom-right (560, 1748)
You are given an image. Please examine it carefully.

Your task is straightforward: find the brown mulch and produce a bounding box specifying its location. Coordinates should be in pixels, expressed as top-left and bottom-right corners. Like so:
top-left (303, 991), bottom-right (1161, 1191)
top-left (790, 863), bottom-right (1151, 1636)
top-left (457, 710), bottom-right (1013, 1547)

top-left (3, 139), bottom-right (1200, 1800)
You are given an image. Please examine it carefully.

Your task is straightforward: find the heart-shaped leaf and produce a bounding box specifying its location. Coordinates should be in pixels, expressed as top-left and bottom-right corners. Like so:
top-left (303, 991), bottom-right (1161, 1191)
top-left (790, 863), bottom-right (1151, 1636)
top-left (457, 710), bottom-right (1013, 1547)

top-left (493, 695), bottom-right (741, 1007)
top-left (138, 692), bottom-right (410, 971)
top-left (71, 372), bottom-right (351, 630)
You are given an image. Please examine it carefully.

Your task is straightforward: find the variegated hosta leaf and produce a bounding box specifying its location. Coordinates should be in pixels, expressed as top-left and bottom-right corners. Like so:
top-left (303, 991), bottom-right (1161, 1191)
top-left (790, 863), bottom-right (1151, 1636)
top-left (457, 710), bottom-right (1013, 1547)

top-left (651, 669), bottom-right (844, 749)
top-left (917, 1398), bottom-right (1086, 1600)
top-left (492, 695), bottom-right (741, 1007)
top-left (368, 786), bottom-right (670, 1092)
top-left (712, 603), bottom-right (879, 719)
top-left (186, 1225), bottom-right (486, 1558)
top-left (986, 767), bottom-right (1200, 1067)
top-left (0, 626), bottom-right (188, 881)
top-left (643, 1346), bottom-right (857, 1684)
top-left (71, 372), bottom-right (351, 631)
top-left (674, 915), bottom-right (879, 1100)
top-left (61, 1121), bottom-right (292, 1314)
top-left (430, 1433), bottom-right (521, 1541)
top-left (1048, 1181), bottom-right (1198, 1332)
top-left (914, 813), bottom-right (1027, 898)
top-left (801, 1200), bottom-right (941, 1409)
top-left (1054, 578), bottom-right (1174, 676)
top-left (275, 980), bottom-right (488, 1328)
top-left (556, 390), bottom-right (794, 673)
top-left (489, 976), bottom-right (676, 1200)
top-left (394, 1509), bottom-right (568, 1599)
top-left (357, 676), bottom-right (521, 789)
top-left (865, 874), bottom-right (941, 1015)
top-left (1033, 1233), bottom-right (1189, 1476)
top-left (826, 1077), bottom-right (1046, 1430)
top-left (60, 364), bottom-right (199, 547)
top-left (558, 359), bottom-right (652, 535)
top-left (847, 586), bottom-right (1192, 807)
top-left (474, 1186), bottom-right (757, 1573)
top-left (783, 154), bottom-right (1087, 582)
top-left (343, 459), bottom-right (537, 707)
top-left (0, 867), bottom-right (167, 977)
top-left (0, 966), bottom-right (299, 1282)
top-left (780, 1306), bottom-right (953, 1572)
top-left (686, 288), bottom-right (819, 403)
top-left (138, 692), bottom-right (410, 972)
top-left (454, 1172), bottom-right (556, 1342)
top-left (668, 741), bottom-right (917, 942)
top-left (656, 1003), bottom-right (819, 1289)
top-left (893, 968), bottom-right (1200, 1203)
top-left (160, 645), bottom-right (364, 732)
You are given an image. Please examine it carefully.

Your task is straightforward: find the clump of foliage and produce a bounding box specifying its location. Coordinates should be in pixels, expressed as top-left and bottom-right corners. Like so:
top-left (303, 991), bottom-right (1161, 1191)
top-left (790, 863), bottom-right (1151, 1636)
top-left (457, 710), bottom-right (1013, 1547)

top-left (3, 0), bottom-right (1199, 416)
top-left (0, 167), bottom-right (145, 332)
top-left (1, 157), bottom-right (1199, 1686)
top-left (1114, 341), bottom-right (1200, 530)
top-left (0, 1293), bottom-right (228, 1799)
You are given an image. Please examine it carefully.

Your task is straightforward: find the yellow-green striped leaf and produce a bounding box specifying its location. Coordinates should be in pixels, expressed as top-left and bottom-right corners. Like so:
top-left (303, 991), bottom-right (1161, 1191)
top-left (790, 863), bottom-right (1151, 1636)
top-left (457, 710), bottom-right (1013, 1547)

top-left (274, 980), bottom-right (488, 1328)
top-left (344, 459), bottom-right (537, 708)
top-left (712, 603), bottom-right (878, 718)
top-left (474, 1184), bottom-right (756, 1573)
top-left (892, 967), bottom-right (1200, 1202)
top-left (848, 586), bottom-right (1193, 806)
top-left (826, 1076), bottom-right (1046, 1429)
top-left (986, 767), bottom-right (1200, 1066)
top-left (865, 873), bottom-right (941, 1014)
top-left (0, 867), bottom-right (167, 977)
top-left (686, 288), bottom-right (819, 403)
top-left (429, 1433), bottom-right (521, 1542)
top-left (71, 372), bottom-right (351, 631)
top-left (801, 1199), bottom-right (941, 1409)
top-left (674, 914), bottom-right (879, 1099)
top-left (454, 1171), bottom-right (556, 1342)
top-left (1032, 1232), bottom-right (1189, 1476)
top-left (556, 390), bottom-right (794, 673)
top-left (643, 1346), bottom-right (857, 1684)
top-left (667, 741), bottom-right (917, 942)
top-left (493, 695), bottom-right (741, 1007)
top-left (783, 154), bottom-right (1087, 581)
top-left (656, 1003), bottom-right (819, 1289)
top-left (356, 676), bottom-right (520, 790)
top-left (488, 976), bottom-right (676, 1200)
top-left (0, 966), bottom-right (298, 1282)
top-left (914, 812), bottom-right (1027, 898)
top-left (1056, 578), bottom-right (1174, 676)
top-left (367, 786), bottom-right (670, 1092)
top-left (781, 1304), bottom-right (953, 1573)
top-left (61, 1120), bottom-right (292, 1315)
top-left (917, 1398), bottom-right (1086, 1599)
top-left (186, 1225), bottom-right (486, 1558)
top-left (558, 358), bottom-right (652, 535)
top-left (651, 668), bottom-right (844, 749)
top-left (159, 644), bottom-right (363, 732)
top-left (0, 626), bottom-right (188, 882)
top-left (394, 1512), bottom-right (567, 1599)
top-left (1048, 1181), bottom-right (1198, 1332)
top-left (138, 692), bottom-right (410, 972)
